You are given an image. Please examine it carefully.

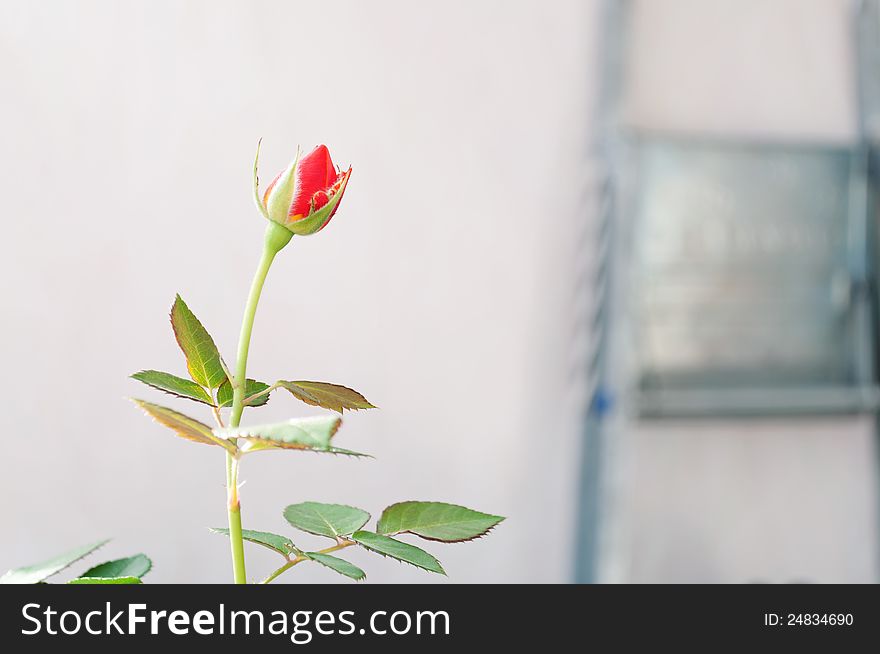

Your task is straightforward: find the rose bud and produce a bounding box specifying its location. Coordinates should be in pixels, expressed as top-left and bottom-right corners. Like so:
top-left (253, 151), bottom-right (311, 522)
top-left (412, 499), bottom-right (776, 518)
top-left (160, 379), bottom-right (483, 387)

top-left (256, 144), bottom-right (352, 236)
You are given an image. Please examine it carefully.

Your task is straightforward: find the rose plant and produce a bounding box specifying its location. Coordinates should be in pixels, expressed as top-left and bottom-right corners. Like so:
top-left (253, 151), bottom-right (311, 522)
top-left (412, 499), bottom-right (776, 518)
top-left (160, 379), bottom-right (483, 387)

top-left (1, 142), bottom-right (502, 585)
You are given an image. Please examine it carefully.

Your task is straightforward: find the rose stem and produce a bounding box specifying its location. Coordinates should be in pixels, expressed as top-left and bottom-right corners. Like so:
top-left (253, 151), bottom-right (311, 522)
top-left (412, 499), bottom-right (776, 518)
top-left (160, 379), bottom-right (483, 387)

top-left (226, 221), bottom-right (293, 583)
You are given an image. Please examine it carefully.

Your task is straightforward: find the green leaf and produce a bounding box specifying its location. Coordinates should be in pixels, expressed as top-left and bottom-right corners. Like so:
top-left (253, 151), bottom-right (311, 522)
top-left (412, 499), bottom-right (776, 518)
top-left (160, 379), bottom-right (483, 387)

top-left (210, 528), bottom-right (298, 557)
top-left (278, 381), bottom-right (376, 413)
top-left (216, 378), bottom-right (271, 408)
top-left (131, 398), bottom-right (236, 454)
top-left (314, 447), bottom-right (372, 458)
top-left (351, 531), bottom-right (445, 575)
top-left (68, 576), bottom-right (142, 585)
top-left (131, 370), bottom-right (212, 405)
top-left (170, 295), bottom-right (227, 389)
top-left (305, 552), bottom-right (366, 581)
top-left (0, 540), bottom-right (109, 584)
top-left (217, 416), bottom-right (345, 455)
top-left (80, 554), bottom-right (152, 579)
top-left (239, 442), bottom-right (370, 457)
top-left (377, 502), bottom-right (505, 542)
top-left (283, 502), bottom-right (370, 538)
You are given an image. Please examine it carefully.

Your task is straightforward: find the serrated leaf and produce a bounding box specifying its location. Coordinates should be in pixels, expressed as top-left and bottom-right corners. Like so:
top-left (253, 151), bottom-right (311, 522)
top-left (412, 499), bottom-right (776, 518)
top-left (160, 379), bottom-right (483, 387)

top-left (315, 447), bottom-right (372, 458)
top-left (305, 552), bottom-right (366, 581)
top-left (377, 502), bottom-right (505, 542)
top-left (0, 540), bottom-right (109, 584)
top-left (351, 531), bottom-right (445, 575)
top-left (80, 554), bottom-right (152, 579)
top-left (131, 399), bottom-right (236, 454)
top-left (217, 416), bottom-right (343, 454)
top-left (68, 576), bottom-right (142, 585)
top-left (237, 441), bottom-right (371, 457)
top-left (278, 381), bottom-right (376, 413)
top-left (170, 295), bottom-right (227, 389)
top-left (131, 370), bottom-right (212, 405)
top-left (283, 502), bottom-right (370, 538)
top-left (210, 528), bottom-right (298, 557)
top-left (216, 378), bottom-right (271, 408)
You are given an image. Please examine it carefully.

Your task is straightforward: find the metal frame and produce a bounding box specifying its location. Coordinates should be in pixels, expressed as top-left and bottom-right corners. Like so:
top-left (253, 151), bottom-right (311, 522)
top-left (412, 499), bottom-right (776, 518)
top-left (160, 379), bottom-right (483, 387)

top-left (575, 0), bottom-right (880, 583)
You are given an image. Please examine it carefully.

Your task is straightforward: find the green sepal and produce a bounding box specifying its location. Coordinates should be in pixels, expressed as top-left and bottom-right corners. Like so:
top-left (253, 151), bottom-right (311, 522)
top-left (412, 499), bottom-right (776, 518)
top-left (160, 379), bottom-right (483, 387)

top-left (253, 138), bottom-right (269, 219)
top-left (265, 150), bottom-right (300, 226)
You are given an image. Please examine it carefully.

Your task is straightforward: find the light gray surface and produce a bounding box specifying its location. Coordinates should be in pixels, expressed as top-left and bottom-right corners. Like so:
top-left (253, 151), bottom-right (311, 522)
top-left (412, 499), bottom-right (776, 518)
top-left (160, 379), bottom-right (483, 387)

top-left (622, 0), bottom-right (857, 141)
top-left (626, 417), bottom-right (877, 583)
top-left (0, 0), bottom-right (594, 583)
top-left (1, 0), bottom-right (876, 584)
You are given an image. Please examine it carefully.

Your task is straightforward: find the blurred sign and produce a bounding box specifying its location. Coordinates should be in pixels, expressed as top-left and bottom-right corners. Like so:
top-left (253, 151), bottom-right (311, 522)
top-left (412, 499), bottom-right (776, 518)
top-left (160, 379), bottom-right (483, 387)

top-left (628, 138), bottom-right (876, 415)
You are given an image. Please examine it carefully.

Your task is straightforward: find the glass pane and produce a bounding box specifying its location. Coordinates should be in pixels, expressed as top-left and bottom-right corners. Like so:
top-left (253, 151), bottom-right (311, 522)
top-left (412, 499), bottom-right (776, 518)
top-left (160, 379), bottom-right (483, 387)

top-left (630, 138), bottom-right (858, 391)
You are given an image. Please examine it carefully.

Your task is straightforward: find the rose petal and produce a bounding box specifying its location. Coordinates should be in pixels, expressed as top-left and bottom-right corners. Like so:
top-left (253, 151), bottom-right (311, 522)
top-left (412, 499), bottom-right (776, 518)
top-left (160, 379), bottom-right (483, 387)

top-left (289, 145), bottom-right (336, 217)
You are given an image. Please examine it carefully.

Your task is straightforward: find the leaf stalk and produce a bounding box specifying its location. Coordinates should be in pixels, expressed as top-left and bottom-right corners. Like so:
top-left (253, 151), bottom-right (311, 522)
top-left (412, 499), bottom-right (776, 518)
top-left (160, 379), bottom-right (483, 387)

top-left (259, 539), bottom-right (356, 584)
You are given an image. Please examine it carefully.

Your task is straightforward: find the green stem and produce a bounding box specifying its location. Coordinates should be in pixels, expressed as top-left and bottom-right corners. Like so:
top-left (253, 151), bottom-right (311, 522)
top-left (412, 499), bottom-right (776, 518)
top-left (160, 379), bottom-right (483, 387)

top-left (230, 245), bottom-right (279, 426)
top-left (225, 455), bottom-right (247, 583)
top-left (226, 221), bottom-right (293, 584)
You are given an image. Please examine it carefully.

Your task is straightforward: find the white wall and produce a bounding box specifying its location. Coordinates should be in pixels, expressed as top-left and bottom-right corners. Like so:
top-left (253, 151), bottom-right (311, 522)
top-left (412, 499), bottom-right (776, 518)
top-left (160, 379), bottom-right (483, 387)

top-left (622, 0), bottom-right (858, 142)
top-left (2, 0), bottom-right (875, 585)
top-left (0, 0), bottom-right (596, 582)
top-left (624, 417), bottom-right (877, 583)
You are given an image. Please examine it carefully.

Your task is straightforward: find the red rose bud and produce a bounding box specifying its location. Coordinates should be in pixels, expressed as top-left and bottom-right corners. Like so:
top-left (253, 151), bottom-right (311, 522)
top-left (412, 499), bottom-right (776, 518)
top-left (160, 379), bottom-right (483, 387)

top-left (258, 144), bottom-right (351, 236)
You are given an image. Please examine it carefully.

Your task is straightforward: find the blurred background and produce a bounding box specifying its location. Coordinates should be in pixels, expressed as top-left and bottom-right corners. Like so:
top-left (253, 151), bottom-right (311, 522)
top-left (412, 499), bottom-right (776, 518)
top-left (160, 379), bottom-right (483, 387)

top-left (1, 0), bottom-right (878, 583)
